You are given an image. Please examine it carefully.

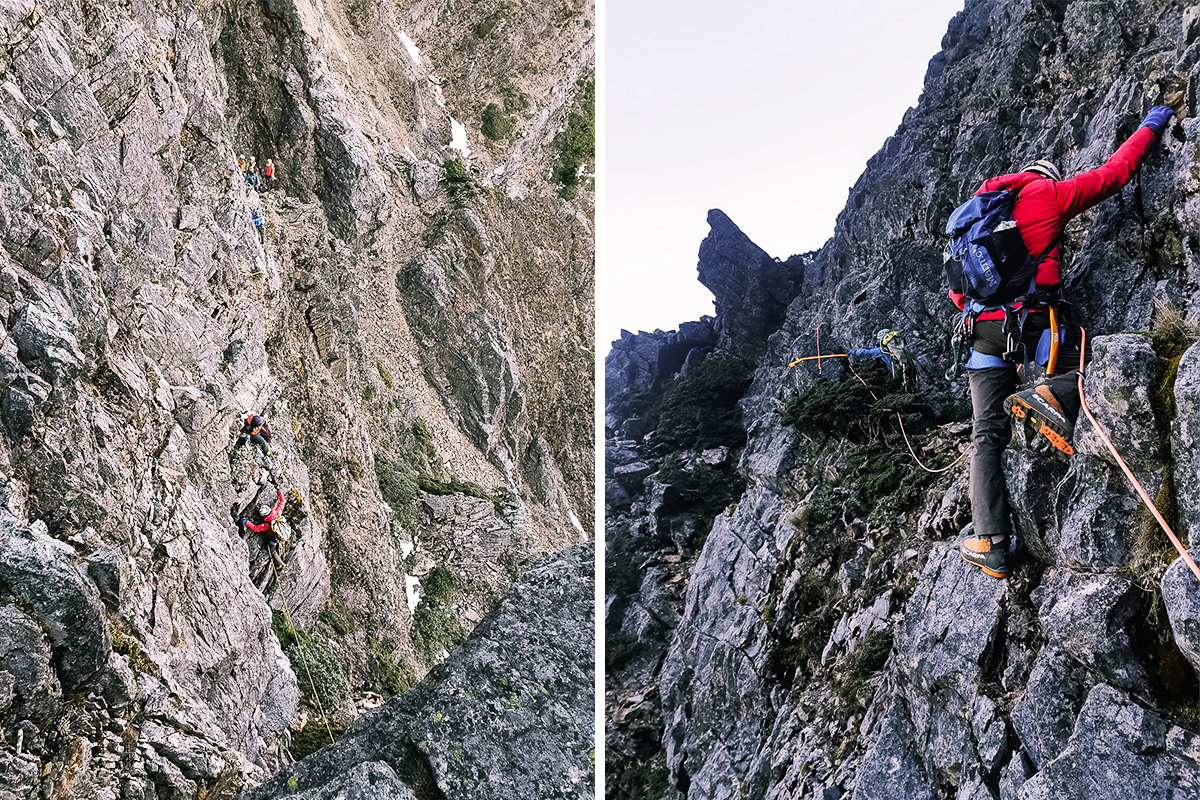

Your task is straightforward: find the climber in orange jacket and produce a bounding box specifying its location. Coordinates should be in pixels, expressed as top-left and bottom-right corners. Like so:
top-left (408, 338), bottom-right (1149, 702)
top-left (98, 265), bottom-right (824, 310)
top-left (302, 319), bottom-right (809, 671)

top-left (957, 105), bottom-right (1174, 579)
top-left (237, 411), bottom-right (273, 456)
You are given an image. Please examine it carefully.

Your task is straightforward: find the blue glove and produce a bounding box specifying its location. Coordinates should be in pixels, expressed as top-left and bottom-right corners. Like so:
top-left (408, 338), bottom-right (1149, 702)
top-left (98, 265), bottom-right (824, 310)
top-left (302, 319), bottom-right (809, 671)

top-left (1139, 106), bottom-right (1174, 137)
top-left (238, 517), bottom-right (247, 526)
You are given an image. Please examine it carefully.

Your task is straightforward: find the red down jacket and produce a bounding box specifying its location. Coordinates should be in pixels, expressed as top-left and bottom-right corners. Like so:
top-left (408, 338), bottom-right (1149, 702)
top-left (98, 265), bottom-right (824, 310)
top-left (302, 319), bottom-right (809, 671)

top-left (949, 125), bottom-right (1160, 321)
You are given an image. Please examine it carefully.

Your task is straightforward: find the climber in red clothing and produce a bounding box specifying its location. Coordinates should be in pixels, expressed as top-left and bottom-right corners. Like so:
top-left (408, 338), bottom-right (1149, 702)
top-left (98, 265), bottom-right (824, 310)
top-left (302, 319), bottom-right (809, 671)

top-left (240, 485), bottom-right (286, 544)
top-left (956, 105), bottom-right (1175, 579)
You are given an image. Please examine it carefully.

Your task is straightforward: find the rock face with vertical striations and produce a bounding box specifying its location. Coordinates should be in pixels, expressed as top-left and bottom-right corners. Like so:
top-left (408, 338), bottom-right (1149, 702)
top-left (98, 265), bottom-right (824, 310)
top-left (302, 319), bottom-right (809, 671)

top-left (0, 0), bottom-right (593, 795)
top-left (607, 2), bottom-right (1200, 799)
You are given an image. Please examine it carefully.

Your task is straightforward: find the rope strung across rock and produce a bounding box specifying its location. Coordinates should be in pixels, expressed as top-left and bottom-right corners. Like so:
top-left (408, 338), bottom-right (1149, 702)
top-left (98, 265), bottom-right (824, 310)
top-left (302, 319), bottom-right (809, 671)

top-left (842, 360), bottom-right (973, 475)
top-left (1075, 327), bottom-right (1200, 582)
top-left (269, 554), bottom-right (336, 746)
top-left (787, 353), bottom-right (850, 368)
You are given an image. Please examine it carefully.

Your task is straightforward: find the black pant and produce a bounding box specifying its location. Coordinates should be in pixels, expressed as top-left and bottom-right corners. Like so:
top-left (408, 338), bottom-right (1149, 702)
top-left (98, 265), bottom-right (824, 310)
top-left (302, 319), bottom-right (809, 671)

top-left (967, 313), bottom-right (1084, 540)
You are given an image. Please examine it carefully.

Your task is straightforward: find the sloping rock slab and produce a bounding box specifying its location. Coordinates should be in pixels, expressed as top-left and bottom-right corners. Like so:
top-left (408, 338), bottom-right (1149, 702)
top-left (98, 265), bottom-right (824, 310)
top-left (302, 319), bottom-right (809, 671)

top-left (244, 542), bottom-right (595, 800)
top-left (1018, 683), bottom-right (1200, 800)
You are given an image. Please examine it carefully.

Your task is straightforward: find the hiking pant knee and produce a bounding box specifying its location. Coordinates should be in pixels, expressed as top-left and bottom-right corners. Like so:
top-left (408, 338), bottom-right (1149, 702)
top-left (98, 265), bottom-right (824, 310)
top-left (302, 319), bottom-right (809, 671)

top-left (969, 366), bottom-right (1017, 540)
top-left (249, 434), bottom-right (270, 455)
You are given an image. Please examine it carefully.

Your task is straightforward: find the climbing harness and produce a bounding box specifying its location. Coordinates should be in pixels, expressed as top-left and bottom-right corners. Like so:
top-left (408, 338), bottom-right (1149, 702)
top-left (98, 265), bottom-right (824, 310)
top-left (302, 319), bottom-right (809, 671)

top-left (269, 555), bottom-right (338, 746)
top-left (1076, 327), bottom-right (1200, 582)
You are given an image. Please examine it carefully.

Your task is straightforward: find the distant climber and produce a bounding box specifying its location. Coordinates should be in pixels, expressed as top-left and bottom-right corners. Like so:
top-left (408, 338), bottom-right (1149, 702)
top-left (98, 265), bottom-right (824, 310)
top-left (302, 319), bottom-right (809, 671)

top-left (237, 410), bottom-right (273, 456)
top-left (263, 159), bottom-right (275, 190)
top-left (251, 206), bottom-right (265, 243)
top-left (847, 329), bottom-right (917, 391)
top-left (951, 105), bottom-right (1175, 579)
top-left (237, 154), bottom-right (246, 173)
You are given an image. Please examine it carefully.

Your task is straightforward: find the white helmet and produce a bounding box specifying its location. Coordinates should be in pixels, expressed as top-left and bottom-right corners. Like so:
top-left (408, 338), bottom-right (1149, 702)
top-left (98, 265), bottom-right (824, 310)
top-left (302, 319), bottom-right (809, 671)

top-left (258, 505), bottom-right (272, 517)
top-left (1020, 159), bottom-right (1061, 181)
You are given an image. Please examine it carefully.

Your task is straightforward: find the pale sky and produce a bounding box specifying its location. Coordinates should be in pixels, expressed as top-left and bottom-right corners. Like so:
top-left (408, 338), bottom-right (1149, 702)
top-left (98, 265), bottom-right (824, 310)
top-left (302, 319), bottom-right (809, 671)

top-left (605, 0), bottom-right (965, 345)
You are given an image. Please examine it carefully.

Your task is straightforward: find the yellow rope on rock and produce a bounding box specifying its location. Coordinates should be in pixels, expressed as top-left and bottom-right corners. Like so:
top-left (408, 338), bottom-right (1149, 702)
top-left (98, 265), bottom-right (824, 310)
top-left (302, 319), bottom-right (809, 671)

top-left (269, 554), bottom-right (335, 746)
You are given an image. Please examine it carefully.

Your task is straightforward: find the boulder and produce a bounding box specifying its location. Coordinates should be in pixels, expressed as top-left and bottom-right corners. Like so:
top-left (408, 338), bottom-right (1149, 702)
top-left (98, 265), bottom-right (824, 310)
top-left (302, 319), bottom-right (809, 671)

top-left (1035, 569), bottom-right (1147, 692)
top-left (1173, 341), bottom-right (1200, 539)
top-left (1162, 550), bottom-right (1200, 674)
top-left (1019, 684), bottom-right (1200, 800)
top-left (0, 513), bottom-right (110, 688)
top-left (245, 543), bottom-right (595, 800)
top-left (1073, 334), bottom-right (1163, 484)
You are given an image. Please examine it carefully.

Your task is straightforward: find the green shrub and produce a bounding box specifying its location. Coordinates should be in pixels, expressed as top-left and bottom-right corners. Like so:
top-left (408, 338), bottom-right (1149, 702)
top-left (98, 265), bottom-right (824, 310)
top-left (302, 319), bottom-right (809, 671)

top-left (481, 103), bottom-right (513, 140)
top-left (374, 641), bottom-right (417, 695)
top-left (376, 360), bottom-right (394, 389)
top-left (290, 717), bottom-right (349, 760)
top-left (552, 77), bottom-right (594, 198)
top-left (654, 355), bottom-right (751, 449)
top-left (444, 158), bottom-right (478, 201)
top-left (375, 455), bottom-right (419, 510)
top-left (412, 600), bottom-right (467, 661)
top-left (318, 604), bottom-right (356, 637)
top-left (377, 419), bottom-right (502, 516)
top-left (657, 455), bottom-right (745, 520)
top-left (502, 86), bottom-right (529, 112)
top-left (423, 567), bottom-right (458, 604)
top-left (274, 610), bottom-right (348, 710)
top-left (344, 460), bottom-right (365, 482)
top-left (780, 376), bottom-right (874, 432)
top-left (836, 628), bottom-right (893, 718)
top-left (769, 572), bottom-right (838, 687)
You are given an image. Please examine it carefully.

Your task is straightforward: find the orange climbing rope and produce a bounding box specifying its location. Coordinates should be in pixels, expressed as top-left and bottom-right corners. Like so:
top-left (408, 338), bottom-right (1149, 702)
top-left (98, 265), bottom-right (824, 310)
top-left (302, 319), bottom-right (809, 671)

top-left (842, 360), bottom-right (972, 474)
top-left (1075, 327), bottom-right (1200, 581)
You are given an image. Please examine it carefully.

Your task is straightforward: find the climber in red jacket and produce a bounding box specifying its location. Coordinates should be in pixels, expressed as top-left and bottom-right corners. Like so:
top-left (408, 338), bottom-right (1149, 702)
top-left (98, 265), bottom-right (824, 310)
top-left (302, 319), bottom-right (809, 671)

top-left (240, 485), bottom-right (285, 543)
top-left (957, 105), bottom-right (1174, 579)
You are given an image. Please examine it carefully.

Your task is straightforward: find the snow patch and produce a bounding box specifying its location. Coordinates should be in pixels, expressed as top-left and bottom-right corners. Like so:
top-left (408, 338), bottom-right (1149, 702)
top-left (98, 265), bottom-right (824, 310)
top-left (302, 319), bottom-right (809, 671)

top-left (450, 118), bottom-right (470, 157)
top-left (397, 29), bottom-right (421, 65)
top-left (399, 540), bottom-right (414, 558)
top-left (405, 575), bottom-right (421, 612)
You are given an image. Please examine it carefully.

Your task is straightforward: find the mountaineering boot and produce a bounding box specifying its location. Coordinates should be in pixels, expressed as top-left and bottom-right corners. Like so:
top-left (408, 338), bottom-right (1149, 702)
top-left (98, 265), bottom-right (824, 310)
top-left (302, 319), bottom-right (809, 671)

top-left (960, 532), bottom-right (1013, 578)
top-left (1005, 385), bottom-right (1075, 455)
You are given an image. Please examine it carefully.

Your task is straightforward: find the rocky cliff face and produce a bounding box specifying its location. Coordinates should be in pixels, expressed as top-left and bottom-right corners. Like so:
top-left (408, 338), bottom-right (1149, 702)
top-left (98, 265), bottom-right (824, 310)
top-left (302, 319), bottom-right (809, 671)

top-left (606, 2), bottom-right (1200, 799)
top-left (0, 0), bottom-right (593, 795)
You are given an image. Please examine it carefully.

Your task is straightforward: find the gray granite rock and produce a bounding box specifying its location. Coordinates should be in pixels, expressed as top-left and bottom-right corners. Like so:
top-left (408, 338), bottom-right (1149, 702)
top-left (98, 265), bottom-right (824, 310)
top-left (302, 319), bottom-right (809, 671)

top-left (1010, 647), bottom-right (1093, 770)
top-left (0, 513), bottom-right (110, 688)
top-left (1162, 550), bottom-right (1200, 674)
top-left (246, 543), bottom-right (595, 800)
top-left (1073, 334), bottom-right (1163, 484)
top-left (1174, 341), bottom-right (1200, 540)
top-left (1018, 684), bottom-right (1200, 800)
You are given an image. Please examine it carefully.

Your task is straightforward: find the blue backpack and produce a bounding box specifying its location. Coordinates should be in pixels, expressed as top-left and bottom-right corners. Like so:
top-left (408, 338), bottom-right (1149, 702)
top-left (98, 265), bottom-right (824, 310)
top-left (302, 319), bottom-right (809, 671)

top-left (944, 190), bottom-right (1051, 309)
